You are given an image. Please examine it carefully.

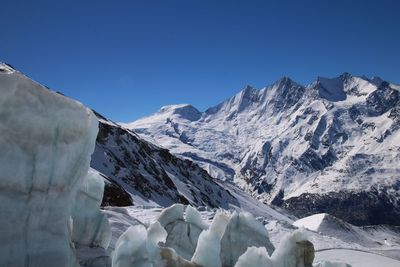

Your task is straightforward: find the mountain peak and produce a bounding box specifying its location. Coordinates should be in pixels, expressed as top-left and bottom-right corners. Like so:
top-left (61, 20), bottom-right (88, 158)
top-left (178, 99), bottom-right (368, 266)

top-left (370, 76), bottom-right (384, 86)
top-left (244, 84), bottom-right (254, 90)
top-left (339, 72), bottom-right (352, 80)
top-left (274, 76), bottom-right (300, 88)
top-left (277, 76), bottom-right (292, 83)
top-left (239, 84), bottom-right (255, 98)
top-left (158, 104), bottom-right (202, 121)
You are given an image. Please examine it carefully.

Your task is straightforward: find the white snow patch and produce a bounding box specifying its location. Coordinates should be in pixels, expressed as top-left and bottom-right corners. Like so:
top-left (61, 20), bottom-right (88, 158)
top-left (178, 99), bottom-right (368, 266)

top-left (293, 213), bottom-right (327, 232)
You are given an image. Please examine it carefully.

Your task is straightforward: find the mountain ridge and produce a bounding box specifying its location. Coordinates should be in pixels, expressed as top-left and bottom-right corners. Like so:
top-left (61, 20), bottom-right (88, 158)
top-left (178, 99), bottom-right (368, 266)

top-left (125, 73), bottom-right (400, 225)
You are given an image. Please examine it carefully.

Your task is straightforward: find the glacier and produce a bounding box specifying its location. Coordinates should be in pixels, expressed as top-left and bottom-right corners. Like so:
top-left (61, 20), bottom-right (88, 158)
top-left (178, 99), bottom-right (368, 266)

top-left (112, 222), bottom-right (167, 267)
top-left (220, 211), bottom-right (275, 266)
top-left (191, 211), bottom-right (230, 267)
top-left (234, 247), bottom-right (273, 267)
top-left (112, 206), bottom-right (352, 267)
top-left (157, 204), bottom-right (208, 260)
top-left (0, 63), bottom-right (100, 267)
top-left (72, 168), bottom-right (111, 249)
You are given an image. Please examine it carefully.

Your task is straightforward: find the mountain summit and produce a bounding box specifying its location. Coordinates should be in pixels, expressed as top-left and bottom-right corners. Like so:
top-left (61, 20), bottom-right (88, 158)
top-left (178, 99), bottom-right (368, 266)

top-left (125, 73), bottom-right (400, 225)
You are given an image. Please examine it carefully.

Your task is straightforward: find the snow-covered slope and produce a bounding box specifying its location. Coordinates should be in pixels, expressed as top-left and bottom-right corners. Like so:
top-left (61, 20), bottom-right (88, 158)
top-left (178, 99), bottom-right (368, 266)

top-left (293, 213), bottom-right (400, 249)
top-left (91, 112), bottom-right (239, 209)
top-left (125, 74), bottom-right (400, 225)
top-left (90, 112), bottom-right (297, 223)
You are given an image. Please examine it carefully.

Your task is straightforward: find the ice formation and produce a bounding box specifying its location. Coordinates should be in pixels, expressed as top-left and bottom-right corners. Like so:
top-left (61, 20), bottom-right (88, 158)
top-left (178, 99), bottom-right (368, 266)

top-left (191, 211), bottom-right (230, 267)
top-left (157, 204), bottom-right (208, 260)
top-left (271, 229), bottom-right (313, 267)
top-left (72, 168), bottom-right (111, 249)
top-left (0, 66), bottom-right (98, 267)
top-left (185, 205), bottom-right (209, 230)
top-left (220, 211), bottom-right (275, 266)
top-left (157, 203), bottom-right (185, 227)
top-left (234, 247), bottom-right (273, 267)
top-left (111, 205), bottom-right (355, 267)
top-left (112, 222), bottom-right (167, 267)
top-left (231, 229), bottom-right (315, 267)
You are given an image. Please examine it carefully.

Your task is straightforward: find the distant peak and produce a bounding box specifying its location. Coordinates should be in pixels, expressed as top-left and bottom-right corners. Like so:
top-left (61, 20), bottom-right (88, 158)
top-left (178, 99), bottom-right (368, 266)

top-left (274, 76), bottom-right (301, 88)
top-left (244, 84), bottom-right (253, 90)
top-left (159, 104), bottom-right (201, 121)
top-left (159, 104), bottom-right (194, 111)
top-left (236, 85), bottom-right (256, 100)
top-left (340, 72), bottom-right (352, 79)
top-left (370, 76), bottom-right (384, 86)
top-left (241, 84), bottom-right (255, 94)
top-left (280, 76), bottom-right (292, 82)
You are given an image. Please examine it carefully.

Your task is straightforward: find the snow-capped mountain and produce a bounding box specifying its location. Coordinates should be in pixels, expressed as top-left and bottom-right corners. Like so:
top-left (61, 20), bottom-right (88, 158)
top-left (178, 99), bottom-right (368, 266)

top-left (125, 73), bottom-right (400, 225)
top-left (3, 62), bottom-right (400, 267)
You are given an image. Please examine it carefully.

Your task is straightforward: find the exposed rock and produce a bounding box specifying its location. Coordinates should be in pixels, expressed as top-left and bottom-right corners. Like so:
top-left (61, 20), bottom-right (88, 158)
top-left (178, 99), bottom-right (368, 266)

top-left (101, 176), bottom-right (133, 207)
top-left (296, 240), bottom-right (315, 267)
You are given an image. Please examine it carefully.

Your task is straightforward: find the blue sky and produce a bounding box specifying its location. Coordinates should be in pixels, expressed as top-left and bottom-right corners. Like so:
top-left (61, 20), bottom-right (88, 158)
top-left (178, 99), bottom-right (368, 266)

top-left (1, 0), bottom-right (399, 122)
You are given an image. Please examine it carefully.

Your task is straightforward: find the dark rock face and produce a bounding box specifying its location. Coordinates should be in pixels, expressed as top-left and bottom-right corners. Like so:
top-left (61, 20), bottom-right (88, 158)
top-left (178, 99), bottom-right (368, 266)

top-left (273, 77), bottom-right (305, 111)
top-left (316, 78), bottom-right (347, 102)
top-left (101, 177), bottom-right (133, 207)
top-left (389, 104), bottom-right (400, 126)
top-left (293, 147), bottom-right (336, 172)
top-left (296, 241), bottom-right (314, 267)
top-left (284, 188), bottom-right (400, 226)
top-left (366, 83), bottom-right (399, 115)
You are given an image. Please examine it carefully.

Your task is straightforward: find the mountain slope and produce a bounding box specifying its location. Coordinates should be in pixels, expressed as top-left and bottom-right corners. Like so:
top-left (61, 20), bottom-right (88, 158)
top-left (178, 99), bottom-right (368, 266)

top-left (91, 112), bottom-right (239, 209)
top-left (293, 213), bottom-right (400, 248)
top-left (125, 73), bottom-right (400, 225)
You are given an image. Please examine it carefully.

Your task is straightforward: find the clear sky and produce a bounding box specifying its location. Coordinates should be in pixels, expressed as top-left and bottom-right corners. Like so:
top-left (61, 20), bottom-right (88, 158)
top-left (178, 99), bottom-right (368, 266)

top-left (1, 0), bottom-right (399, 122)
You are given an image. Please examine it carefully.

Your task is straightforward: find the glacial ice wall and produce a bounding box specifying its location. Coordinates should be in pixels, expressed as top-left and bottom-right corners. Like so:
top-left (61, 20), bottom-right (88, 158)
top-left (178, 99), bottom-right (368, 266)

top-left (0, 65), bottom-right (98, 267)
top-left (157, 204), bottom-right (208, 260)
top-left (72, 168), bottom-right (111, 249)
top-left (112, 222), bottom-right (167, 267)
